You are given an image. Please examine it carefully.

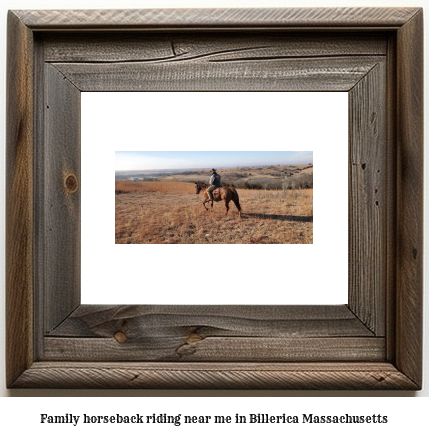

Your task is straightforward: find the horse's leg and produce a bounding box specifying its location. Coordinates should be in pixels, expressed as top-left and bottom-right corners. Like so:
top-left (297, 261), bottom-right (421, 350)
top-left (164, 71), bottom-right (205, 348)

top-left (233, 199), bottom-right (241, 218)
top-left (202, 193), bottom-right (209, 211)
top-left (231, 192), bottom-right (242, 218)
top-left (205, 189), bottom-right (214, 211)
top-left (224, 199), bottom-right (230, 216)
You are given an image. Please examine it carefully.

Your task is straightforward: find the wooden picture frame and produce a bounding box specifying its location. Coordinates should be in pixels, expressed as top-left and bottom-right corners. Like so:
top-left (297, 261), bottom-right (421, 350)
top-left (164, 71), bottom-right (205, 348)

top-left (6, 7), bottom-right (423, 389)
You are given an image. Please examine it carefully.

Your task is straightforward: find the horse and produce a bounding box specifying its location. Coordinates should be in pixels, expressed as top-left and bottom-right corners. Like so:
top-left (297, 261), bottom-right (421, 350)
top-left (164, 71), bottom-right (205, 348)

top-left (195, 182), bottom-right (242, 217)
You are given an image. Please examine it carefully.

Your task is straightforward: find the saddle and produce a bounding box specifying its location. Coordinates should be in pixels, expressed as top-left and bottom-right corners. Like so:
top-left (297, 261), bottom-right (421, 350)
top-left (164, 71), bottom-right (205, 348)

top-left (208, 188), bottom-right (220, 201)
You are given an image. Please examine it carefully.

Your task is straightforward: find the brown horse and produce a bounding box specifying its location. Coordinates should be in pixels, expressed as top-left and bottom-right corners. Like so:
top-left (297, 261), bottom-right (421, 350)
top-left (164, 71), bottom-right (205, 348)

top-left (195, 182), bottom-right (241, 217)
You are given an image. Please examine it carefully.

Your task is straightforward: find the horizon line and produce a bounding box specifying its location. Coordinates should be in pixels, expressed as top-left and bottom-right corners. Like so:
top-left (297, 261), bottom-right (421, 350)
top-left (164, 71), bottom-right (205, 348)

top-left (115, 162), bottom-right (314, 173)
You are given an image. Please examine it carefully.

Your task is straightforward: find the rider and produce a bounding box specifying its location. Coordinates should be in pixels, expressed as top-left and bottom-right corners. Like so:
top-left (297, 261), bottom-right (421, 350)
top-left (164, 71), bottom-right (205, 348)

top-left (207, 169), bottom-right (221, 201)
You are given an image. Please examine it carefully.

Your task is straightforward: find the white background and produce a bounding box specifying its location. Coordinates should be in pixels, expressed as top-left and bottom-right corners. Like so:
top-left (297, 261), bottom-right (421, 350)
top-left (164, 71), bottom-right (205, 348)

top-left (82, 92), bottom-right (348, 305)
top-left (0, 0), bottom-right (428, 420)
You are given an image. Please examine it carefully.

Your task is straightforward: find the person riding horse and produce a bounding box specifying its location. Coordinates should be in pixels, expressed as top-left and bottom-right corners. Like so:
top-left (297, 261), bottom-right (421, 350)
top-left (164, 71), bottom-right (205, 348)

top-left (195, 175), bottom-right (241, 217)
top-left (207, 169), bottom-right (221, 201)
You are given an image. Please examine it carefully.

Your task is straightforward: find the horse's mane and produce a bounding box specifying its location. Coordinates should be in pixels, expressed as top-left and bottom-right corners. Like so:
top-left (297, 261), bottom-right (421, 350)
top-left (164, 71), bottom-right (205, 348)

top-left (196, 181), bottom-right (209, 188)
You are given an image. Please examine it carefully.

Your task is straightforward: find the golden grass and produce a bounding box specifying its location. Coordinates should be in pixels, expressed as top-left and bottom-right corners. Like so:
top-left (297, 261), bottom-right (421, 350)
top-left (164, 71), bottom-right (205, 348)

top-left (115, 181), bottom-right (312, 244)
top-left (116, 180), bottom-right (195, 194)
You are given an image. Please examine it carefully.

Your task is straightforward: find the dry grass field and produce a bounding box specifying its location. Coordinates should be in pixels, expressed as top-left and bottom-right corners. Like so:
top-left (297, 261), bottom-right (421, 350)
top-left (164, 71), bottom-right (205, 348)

top-left (116, 180), bottom-right (313, 244)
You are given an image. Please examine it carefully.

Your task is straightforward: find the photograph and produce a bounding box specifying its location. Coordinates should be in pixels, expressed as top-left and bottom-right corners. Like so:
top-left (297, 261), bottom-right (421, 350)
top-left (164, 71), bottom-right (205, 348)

top-left (115, 151), bottom-right (313, 244)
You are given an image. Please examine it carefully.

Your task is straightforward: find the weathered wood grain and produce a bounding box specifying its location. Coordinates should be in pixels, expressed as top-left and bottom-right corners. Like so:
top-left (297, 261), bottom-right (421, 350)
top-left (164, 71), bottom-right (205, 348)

top-left (52, 56), bottom-right (383, 92)
top-left (13, 8), bottom-right (420, 29)
top-left (385, 34), bottom-right (398, 363)
top-left (44, 336), bottom-right (385, 362)
top-left (44, 305), bottom-right (380, 362)
top-left (42, 33), bottom-right (387, 63)
top-left (47, 305), bottom-right (375, 338)
top-left (33, 38), bottom-right (46, 361)
top-left (395, 9), bottom-right (423, 388)
top-left (43, 64), bottom-right (81, 333)
top-left (11, 362), bottom-right (419, 390)
top-left (6, 11), bottom-right (34, 388)
top-left (348, 62), bottom-right (386, 335)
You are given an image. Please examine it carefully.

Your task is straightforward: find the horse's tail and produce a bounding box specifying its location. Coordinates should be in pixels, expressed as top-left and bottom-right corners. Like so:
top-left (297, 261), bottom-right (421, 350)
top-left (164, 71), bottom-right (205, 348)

top-left (230, 187), bottom-right (242, 213)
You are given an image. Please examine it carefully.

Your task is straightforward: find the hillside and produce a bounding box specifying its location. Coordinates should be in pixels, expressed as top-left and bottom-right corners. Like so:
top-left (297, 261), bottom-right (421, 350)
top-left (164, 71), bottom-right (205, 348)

top-left (116, 163), bottom-right (313, 190)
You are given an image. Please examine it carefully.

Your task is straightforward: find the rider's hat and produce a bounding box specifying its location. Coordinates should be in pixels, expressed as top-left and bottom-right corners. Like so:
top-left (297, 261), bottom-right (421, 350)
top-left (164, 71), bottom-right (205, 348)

top-left (211, 168), bottom-right (217, 172)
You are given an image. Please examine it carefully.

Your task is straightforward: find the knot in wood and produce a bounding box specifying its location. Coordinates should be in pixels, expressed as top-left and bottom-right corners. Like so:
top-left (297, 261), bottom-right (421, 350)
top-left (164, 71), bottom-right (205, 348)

top-left (114, 331), bottom-right (128, 343)
top-left (186, 333), bottom-right (203, 344)
top-left (65, 174), bottom-right (78, 193)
